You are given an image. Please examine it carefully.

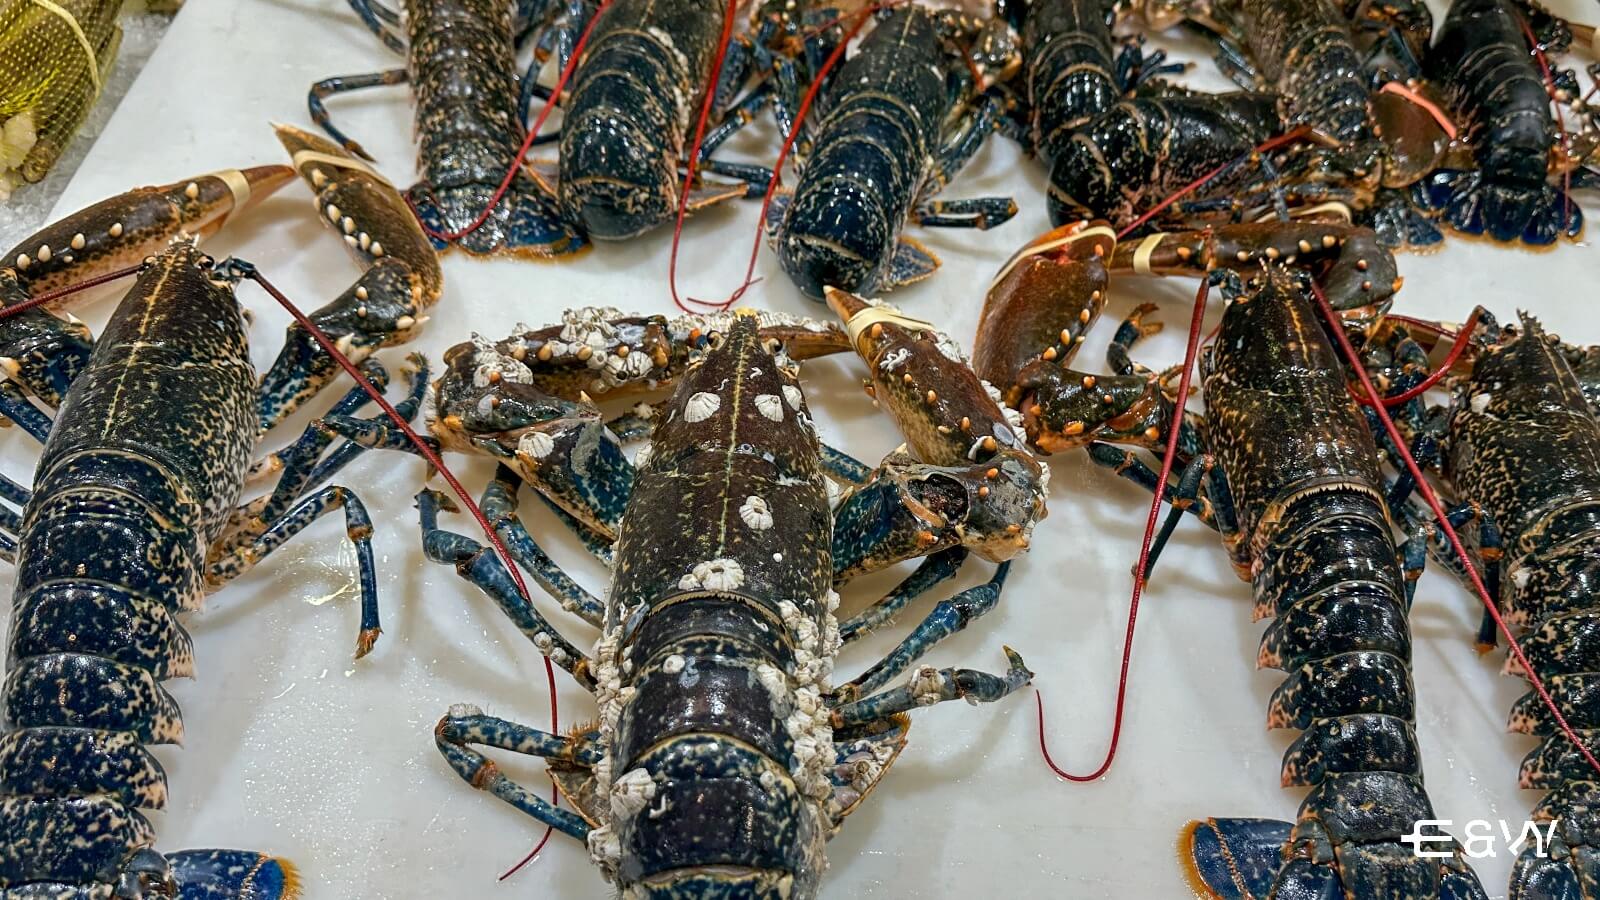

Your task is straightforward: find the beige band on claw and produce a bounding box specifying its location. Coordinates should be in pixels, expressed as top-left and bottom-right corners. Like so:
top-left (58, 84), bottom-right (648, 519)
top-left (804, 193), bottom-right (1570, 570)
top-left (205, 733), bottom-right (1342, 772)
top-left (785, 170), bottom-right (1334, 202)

top-left (1131, 232), bottom-right (1164, 276)
top-left (844, 304), bottom-right (936, 354)
top-left (1251, 201), bottom-right (1353, 225)
top-left (988, 224), bottom-right (1117, 292)
top-left (31, 0), bottom-right (100, 94)
top-left (289, 149), bottom-right (393, 188)
top-left (207, 169), bottom-right (254, 228)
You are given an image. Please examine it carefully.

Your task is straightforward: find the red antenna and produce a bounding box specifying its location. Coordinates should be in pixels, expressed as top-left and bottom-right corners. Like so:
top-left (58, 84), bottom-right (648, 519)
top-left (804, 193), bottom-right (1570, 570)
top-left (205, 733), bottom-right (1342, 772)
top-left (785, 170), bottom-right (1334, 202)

top-left (1348, 307), bottom-right (1484, 409)
top-left (1037, 270), bottom-right (1211, 782)
top-left (1115, 126), bottom-right (1313, 240)
top-left (1310, 281), bottom-right (1600, 778)
top-left (667, 1), bottom-right (905, 312)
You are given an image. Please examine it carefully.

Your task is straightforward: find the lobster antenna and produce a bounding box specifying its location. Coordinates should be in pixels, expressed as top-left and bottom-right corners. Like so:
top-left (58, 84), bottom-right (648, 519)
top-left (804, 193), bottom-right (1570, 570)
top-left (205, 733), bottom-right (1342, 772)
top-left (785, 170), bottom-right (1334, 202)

top-left (665, 0), bottom-right (746, 311)
top-left (407, 0), bottom-right (618, 242)
top-left (1310, 280), bottom-right (1600, 778)
top-left (238, 267), bottom-right (568, 862)
top-left (0, 262), bottom-right (143, 314)
top-left (1115, 125), bottom-right (1313, 240)
top-left (1349, 307), bottom-right (1483, 409)
top-left (669, 0), bottom-right (903, 312)
top-left (1037, 271), bottom-right (1211, 782)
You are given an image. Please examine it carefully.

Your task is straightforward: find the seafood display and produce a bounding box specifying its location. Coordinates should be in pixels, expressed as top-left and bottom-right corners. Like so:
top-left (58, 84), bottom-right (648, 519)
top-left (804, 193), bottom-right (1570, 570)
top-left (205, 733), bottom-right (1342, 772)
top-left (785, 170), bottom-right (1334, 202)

top-left (14, 0), bottom-right (1600, 895)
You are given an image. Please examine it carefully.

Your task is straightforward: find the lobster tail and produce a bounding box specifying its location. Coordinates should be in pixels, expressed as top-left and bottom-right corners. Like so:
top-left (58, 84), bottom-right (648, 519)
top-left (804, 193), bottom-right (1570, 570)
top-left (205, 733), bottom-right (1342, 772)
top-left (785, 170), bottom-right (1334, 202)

top-left (405, 0), bottom-right (582, 257)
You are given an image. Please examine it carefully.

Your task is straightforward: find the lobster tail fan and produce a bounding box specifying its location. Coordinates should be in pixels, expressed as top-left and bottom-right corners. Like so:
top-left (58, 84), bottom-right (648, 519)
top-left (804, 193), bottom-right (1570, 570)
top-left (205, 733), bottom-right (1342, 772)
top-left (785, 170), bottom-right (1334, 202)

top-left (169, 849), bottom-right (301, 900)
top-left (1182, 818), bottom-right (1291, 900)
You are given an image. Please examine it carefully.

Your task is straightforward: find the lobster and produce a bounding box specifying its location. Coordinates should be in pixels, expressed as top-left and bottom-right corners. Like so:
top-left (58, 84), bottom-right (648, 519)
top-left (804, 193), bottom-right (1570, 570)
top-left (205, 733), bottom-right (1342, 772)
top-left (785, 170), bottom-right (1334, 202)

top-left (411, 311), bottom-right (1033, 897)
top-left (997, 0), bottom-right (1181, 165)
top-left (1414, 0), bottom-right (1590, 245)
top-left (1116, 0), bottom-right (1462, 248)
top-left (1363, 311), bottom-right (1600, 898)
top-left (0, 124), bottom-right (441, 898)
top-left (311, 0), bottom-right (585, 257)
top-left (0, 238), bottom-right (428, 899)
top-left (1028, 266), bottom-right (1489, 898)
top-left (764, 4), bottom-right (1020, 299)
top-left (523, 0), bottom-right (773, 240)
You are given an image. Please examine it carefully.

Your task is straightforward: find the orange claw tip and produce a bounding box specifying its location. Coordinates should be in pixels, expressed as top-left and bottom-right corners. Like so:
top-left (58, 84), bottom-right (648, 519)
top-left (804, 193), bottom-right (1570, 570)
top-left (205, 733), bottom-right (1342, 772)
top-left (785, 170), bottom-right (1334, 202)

top-left (822, 285), bottom-right (870, 321)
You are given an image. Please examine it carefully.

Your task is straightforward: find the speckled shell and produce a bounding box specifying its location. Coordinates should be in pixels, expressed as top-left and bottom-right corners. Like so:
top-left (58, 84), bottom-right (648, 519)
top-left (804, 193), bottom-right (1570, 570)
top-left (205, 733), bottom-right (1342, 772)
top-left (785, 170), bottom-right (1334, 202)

top-left (1046, 92), bottom-right (1285, 227)
top-left (605, 314), bottom-right (832, 897)
top-left (1427, 0), bottom-right (1555, 189)
top-left (1446, 316), bottom-right (1600, 819)
top-left (559, 0), bottom-right (723, 239)
top-left (776, 7), bottom-right (955, 297)
top-left (0, 243), bottom-right (257, 893)
top-left (1213, 0), bottom-right (1369, 142)
top-left (1014, 0), bottom-right (1120, 161)
top-left (1202, 267), bottom-right (1440, 873)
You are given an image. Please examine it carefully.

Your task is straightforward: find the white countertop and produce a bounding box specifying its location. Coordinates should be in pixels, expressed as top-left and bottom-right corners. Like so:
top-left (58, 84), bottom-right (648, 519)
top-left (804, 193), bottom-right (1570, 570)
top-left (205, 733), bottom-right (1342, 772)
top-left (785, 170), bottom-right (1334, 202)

top-left (7, 0), bottom-right (1598, 896)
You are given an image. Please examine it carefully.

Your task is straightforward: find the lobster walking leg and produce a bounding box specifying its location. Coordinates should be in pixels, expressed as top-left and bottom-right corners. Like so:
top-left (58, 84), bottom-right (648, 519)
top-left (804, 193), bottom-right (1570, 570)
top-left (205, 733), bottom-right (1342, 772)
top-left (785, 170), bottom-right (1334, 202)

top-left (417, 489), bottom-right (598, 687)
top-left (434, 710), bottom-right (596, 840)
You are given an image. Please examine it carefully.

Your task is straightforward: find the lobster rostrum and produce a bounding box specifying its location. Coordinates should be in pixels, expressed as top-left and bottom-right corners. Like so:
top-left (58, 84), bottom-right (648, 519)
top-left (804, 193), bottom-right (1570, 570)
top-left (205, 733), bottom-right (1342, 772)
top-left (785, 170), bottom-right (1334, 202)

top-left (0, 238), bottom-right (431, 899)
top-left (313, 0), bottom-right (585, 257)
top-left (414, 312), bottom-right (1032, 898)
top-left (1365, 312), bottom-right (1600, 898)
top-left (1034, 265), bottom-right (1489, 899)
top-left (764, 4), bottom-right (1021, 300)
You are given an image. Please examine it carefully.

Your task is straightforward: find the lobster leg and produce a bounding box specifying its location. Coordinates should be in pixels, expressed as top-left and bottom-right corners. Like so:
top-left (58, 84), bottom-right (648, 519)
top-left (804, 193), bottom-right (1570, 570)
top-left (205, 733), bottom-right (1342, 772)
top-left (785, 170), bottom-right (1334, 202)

top-left (207, 484), bottom-right (385, 659)
top-left (345, 0), bottom-right (408, 55)
top-left (0, 381), bottom-right (54, 444)
top-left (929, 94), bottom-right (1001, 189)
top-left (911, 197), bottom-right (1020, 230)
top-left (1083, 443), bottom-right (1224, 531)
top-left (829, 648), bottom-right (1033, 728)
top-left (838, 548), bottom-right (968, 643)
top-left (831, 563), bottom-right (1009, 701)
top-left (417, 490), bottom-right (598, 687)
top-left (307, 69), bottom-right (410, 162)
top-left (434, 709), bottom-right (596, 841)
top-left (480, 467), bottom-right (606, 627)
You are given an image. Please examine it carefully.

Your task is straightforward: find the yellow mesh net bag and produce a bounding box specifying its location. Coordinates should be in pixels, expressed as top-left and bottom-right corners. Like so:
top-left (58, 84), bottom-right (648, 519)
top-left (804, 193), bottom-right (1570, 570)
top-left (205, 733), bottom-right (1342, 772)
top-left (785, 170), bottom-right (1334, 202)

top-left (0, 0), bottom-right (122, 198)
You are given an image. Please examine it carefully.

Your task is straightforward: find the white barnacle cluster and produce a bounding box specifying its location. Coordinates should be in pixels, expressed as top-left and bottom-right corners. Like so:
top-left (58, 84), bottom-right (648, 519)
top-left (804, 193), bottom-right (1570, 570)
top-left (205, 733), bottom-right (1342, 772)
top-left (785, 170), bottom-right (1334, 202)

top-left (678, 557), bottom-right (745, 592)
top-left (773, 594), bottom-right (843, 801)
top-left (517, 429), bottom-right (556, 461)
top-left (588, 621), bottom-right (633, 880)
top-left (672, 309), bottom-right (833, 338)
top-left (469, 334), bottom-right (532, 388)
top-left (609, 767), bottom-right (658, 821)
top-left (782, 384), bottom-right (804, 411)
top-left (828, 736), bottom-right (900, 817)
top-left (540, 308), bottom-right (658, 393)
top-left (739, 495), bottom-right (774, 531)
top-left (910, 665), bottom-right (947, 707)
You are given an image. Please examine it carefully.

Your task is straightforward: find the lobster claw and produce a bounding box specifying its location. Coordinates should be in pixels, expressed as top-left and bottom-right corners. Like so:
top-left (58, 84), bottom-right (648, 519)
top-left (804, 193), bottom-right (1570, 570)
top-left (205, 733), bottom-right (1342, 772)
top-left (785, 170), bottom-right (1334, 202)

top-left (973, 220), bottom-right (1115, 395)
top-left (1015, 362), bottom-right (1169, 454)
top-left (430, 339), bottom-right (633, 540)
